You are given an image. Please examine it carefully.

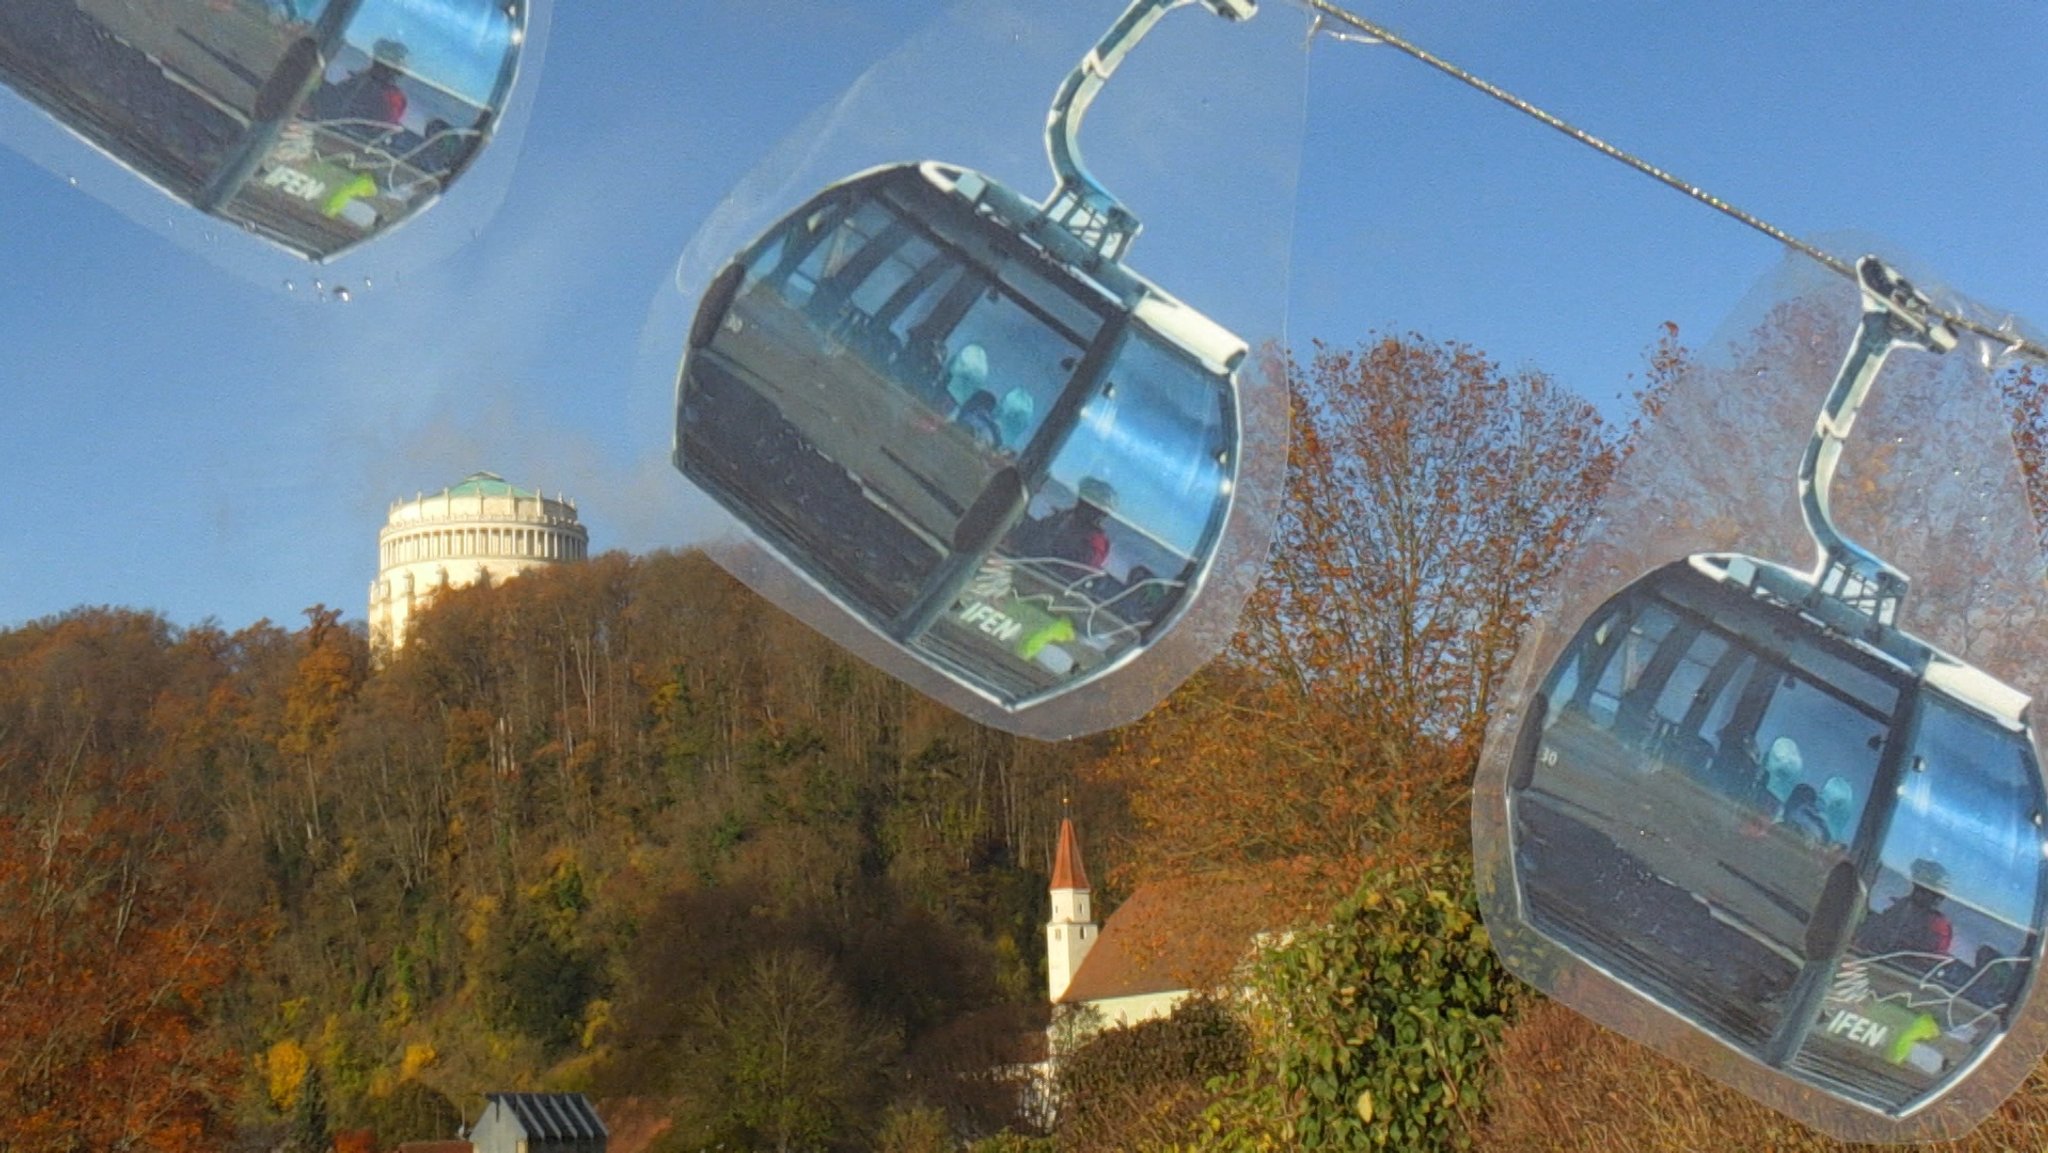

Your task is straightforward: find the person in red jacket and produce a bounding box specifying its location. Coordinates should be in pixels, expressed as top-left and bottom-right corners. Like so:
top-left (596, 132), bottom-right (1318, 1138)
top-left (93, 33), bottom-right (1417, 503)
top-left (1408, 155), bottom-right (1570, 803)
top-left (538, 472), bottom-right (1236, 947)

top-left (317, 39), bottom-right (409, 130)
top-left (1018, 477), bottom-right (1115, 571)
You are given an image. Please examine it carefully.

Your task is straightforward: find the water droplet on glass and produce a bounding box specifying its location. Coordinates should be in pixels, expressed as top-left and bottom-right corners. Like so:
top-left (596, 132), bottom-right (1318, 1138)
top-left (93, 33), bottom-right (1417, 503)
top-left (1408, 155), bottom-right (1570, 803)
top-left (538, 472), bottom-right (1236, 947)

top-left (334, 286), bottom-right (351, 303)
top-left (284, 280), bottom-right (296, 292)
top-left (65, 175), bottom-right (78, 188)
top-left (362, 277), bottom-right (374, 290)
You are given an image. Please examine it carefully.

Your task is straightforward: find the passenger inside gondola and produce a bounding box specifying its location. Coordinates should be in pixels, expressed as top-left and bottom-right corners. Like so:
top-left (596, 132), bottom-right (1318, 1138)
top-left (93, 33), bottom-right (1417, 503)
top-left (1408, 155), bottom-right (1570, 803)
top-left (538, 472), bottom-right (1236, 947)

top-left (1012, 477), bottom-right (1116, 571)
top-left (1780, 783), bottom-right (1832, 845)
top-left (1858, 859), bottom-right (1955, 960)
top-left (1820, 775), bottom-right (1855, 844)
top-left (310, 38), bottom-right (411, 135)
top-left (941, 344), bottom-right (990, 410)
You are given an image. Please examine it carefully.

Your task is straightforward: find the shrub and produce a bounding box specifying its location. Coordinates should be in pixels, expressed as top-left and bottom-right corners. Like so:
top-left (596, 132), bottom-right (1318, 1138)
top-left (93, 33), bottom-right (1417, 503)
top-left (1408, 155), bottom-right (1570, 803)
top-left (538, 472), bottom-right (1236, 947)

top-left (1201, 856), bottom-right (1519, 1151)
top-left (1056, 995), bottom-right (1249, 1151)
top-left (877, 1103), bottom-right (952, 1153)
top-left (964, 1133), bottom-right (1058, 1153)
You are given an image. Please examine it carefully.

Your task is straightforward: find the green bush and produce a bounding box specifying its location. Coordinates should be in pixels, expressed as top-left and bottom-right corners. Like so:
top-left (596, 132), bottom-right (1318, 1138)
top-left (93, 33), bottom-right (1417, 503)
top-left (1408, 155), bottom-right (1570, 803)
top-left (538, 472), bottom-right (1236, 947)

top-left (1201, 857), bottom-right (1520, 1151)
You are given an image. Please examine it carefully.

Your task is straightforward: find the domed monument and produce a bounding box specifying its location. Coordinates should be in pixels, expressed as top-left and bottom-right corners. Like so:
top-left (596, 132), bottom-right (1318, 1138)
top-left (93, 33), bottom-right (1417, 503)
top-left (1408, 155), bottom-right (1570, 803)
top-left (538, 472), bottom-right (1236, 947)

top-left (369, 472), bottom-right (589, 657)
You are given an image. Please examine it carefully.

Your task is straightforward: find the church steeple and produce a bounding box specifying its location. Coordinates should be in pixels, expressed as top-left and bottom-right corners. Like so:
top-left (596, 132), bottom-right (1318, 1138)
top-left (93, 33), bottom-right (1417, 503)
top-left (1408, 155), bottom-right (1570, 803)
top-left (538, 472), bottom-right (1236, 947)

top-left (1047, 817), bottom-right (1098, 1002)
top-left (1052, 816), bottom-right (1090, 893)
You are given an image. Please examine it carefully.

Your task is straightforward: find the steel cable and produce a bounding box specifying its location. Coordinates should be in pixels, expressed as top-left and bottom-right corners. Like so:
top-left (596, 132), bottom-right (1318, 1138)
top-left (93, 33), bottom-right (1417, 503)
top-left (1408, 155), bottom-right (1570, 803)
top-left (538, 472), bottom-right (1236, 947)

top-left (1293, 0), bottom-right (2048, 367)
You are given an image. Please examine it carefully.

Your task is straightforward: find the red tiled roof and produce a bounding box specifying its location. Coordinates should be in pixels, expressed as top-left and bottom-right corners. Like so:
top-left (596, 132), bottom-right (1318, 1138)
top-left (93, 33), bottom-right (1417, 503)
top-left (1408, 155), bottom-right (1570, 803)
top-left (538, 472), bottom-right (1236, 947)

top-left (1051, 817), bottom-right (1090, 892)
top-left (1056, 872), bottom-right (1293, 1005)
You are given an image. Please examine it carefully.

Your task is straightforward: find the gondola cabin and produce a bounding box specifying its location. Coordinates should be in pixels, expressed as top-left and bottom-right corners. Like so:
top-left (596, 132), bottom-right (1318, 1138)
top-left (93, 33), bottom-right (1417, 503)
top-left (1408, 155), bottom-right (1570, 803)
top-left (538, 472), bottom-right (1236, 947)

top-left (0, 0), bottom-right (526, 260)
top-left (1502, 258), bottom-right (2048, 1124)
top-left (675, 161), bottom-right (1245, 714)
top-left (1508, 553), bottom-right (2047, 1116)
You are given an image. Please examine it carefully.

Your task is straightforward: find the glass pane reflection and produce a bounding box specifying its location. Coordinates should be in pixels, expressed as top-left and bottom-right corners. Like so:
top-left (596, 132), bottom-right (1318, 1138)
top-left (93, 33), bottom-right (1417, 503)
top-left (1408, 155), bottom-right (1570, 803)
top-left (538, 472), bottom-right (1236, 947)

top-left (1794, 700), bottom-right (2045, 1108)
top-left (920, 332), bottom-right (1230, 697)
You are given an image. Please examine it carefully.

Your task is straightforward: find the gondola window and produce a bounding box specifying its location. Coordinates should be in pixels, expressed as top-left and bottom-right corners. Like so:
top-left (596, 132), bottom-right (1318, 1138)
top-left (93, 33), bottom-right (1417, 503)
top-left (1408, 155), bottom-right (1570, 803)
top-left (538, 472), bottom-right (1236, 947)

top-left (684, 184), bottom-right (1105, 624)
top-left (1791, 699), bottom-right (2046, 1107)
top-left (1519, 582), bottom-right (1894, 1052)
top-left (916, 331), bottom-right (1230, 693)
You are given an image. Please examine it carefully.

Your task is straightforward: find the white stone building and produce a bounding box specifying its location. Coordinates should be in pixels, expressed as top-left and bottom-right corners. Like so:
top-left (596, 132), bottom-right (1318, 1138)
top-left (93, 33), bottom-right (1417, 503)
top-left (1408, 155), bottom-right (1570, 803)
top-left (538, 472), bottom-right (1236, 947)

top-left (368, 471), bottom-right (588, 657)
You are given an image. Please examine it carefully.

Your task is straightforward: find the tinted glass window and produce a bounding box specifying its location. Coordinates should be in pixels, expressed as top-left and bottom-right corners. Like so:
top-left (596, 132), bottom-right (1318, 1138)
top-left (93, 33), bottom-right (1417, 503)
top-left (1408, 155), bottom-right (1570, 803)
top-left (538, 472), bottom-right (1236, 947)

top-left (915, 330), bottom-right (1231, 702)
top-left (227, 0), bottom-right (522, 255)
top-left (1516, 588), bottom-right (1890, 1055)
top-left (1576, 600), bottom-right (1678, 729)
top-left (1796, 699), bottom-right (2045, 1110)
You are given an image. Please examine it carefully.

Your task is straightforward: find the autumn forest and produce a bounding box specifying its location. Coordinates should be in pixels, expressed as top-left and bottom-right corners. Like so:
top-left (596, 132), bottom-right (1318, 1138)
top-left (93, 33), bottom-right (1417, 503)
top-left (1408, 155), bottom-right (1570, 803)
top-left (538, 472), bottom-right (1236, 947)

top-left (14, 303), bottom-right (2048, 1152)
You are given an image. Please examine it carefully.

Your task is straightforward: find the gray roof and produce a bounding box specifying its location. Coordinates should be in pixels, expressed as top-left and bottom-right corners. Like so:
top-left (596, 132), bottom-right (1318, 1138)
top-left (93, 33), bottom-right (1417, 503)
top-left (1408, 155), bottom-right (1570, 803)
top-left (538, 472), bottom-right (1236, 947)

top-left (487, 1093), bottom-right (608, 1141)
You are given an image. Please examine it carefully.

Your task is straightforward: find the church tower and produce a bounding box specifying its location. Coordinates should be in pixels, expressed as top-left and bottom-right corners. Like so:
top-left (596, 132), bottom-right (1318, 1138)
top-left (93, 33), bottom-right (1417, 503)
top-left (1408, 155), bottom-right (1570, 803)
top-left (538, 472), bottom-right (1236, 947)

top-left (1047, 817), bottom-right (1098, 1002)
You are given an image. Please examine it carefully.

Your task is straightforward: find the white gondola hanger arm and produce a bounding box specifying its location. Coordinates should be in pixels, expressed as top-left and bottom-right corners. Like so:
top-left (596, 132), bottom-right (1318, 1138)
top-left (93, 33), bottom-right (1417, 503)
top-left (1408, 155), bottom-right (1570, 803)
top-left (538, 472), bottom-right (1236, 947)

top-left (1042, 0), bottom-right (1256, 263)
top-left (1796, 257), bottom-right (1957, 630)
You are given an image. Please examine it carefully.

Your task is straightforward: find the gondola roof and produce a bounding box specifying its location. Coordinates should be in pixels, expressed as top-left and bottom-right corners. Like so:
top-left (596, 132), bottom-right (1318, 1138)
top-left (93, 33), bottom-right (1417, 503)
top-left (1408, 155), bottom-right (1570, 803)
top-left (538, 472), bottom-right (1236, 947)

top-left (918, 163), bottom-right (1245, 370)
top-left (1690, 553), bottom-right (2032, 729)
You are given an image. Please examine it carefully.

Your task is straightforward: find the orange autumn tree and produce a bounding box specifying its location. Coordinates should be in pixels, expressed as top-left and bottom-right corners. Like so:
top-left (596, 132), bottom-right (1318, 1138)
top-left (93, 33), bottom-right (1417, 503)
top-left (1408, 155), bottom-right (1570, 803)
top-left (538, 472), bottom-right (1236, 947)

top-left (1090, 335), bottom-right (1623, 885)
top-left (0, 610), bottom-right (247, 1151)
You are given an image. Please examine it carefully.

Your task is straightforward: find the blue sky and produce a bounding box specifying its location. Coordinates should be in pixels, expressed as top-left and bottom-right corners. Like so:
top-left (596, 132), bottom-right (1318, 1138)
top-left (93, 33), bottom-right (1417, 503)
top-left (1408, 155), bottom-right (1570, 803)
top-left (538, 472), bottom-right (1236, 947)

top-left (1, 0), bottom-right (2044, 632)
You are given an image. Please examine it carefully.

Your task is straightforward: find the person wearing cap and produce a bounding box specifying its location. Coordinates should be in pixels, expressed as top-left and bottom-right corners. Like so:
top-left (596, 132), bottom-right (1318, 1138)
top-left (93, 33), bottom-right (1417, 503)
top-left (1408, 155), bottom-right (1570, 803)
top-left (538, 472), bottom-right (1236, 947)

top-left (1020, 477), bottom-right (1115, 570)
top-left (318, 38), bottom-right (410, 129)
top-left (1859, 858), bottom-right (1955, 958)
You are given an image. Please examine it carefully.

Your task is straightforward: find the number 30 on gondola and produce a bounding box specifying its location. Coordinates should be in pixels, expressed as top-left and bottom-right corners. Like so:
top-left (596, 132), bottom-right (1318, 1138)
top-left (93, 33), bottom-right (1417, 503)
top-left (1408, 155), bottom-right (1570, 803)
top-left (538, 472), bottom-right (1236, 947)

top-left (673, 0), bottom-right (1277, 737)
top-left (1482, 257), bottom-right (2048, 1140)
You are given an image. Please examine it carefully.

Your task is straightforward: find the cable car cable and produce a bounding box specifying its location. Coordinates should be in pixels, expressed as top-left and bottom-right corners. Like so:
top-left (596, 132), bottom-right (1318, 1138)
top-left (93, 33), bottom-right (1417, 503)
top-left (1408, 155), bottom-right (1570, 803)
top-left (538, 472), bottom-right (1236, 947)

top-left (1290, 0), bottom-right (2048, 367)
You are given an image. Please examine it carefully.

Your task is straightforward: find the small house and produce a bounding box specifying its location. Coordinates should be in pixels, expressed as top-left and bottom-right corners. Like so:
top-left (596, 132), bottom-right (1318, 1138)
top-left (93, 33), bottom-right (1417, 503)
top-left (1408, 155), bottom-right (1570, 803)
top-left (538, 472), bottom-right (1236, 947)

top-left (467, 1093), bottom-right (607, 1153)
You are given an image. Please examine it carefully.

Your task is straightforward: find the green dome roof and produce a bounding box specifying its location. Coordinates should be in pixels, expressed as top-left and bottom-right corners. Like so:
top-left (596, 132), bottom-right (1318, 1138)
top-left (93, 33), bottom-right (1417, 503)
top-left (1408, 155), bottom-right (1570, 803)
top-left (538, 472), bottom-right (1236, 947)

top-left (442, 471), bottom-right (539, 500)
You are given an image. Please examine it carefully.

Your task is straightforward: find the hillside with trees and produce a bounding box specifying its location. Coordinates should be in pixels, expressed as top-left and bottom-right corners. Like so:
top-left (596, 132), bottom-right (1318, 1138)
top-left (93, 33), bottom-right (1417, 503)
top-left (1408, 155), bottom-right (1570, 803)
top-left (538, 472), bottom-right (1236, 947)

top-left (10, 309), bottom-right (2048, 1151)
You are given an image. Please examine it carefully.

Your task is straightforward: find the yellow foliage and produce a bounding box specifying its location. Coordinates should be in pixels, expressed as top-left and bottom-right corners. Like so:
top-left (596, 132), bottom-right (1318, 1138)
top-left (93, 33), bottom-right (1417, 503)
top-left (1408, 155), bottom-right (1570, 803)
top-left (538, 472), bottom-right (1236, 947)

top-left (387, 984), bottom-right (414, 1028)
top-left (263, 1039), bottom-right (310, 1113)
top-left (626, 842), bottom-right (657, 875)
top-left (580, 1000), bottom-right (612, 1051)
top-left (400, 1041), bottom-right (438, 1080)
top-left (465, 893), bottom-right (499, 948)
